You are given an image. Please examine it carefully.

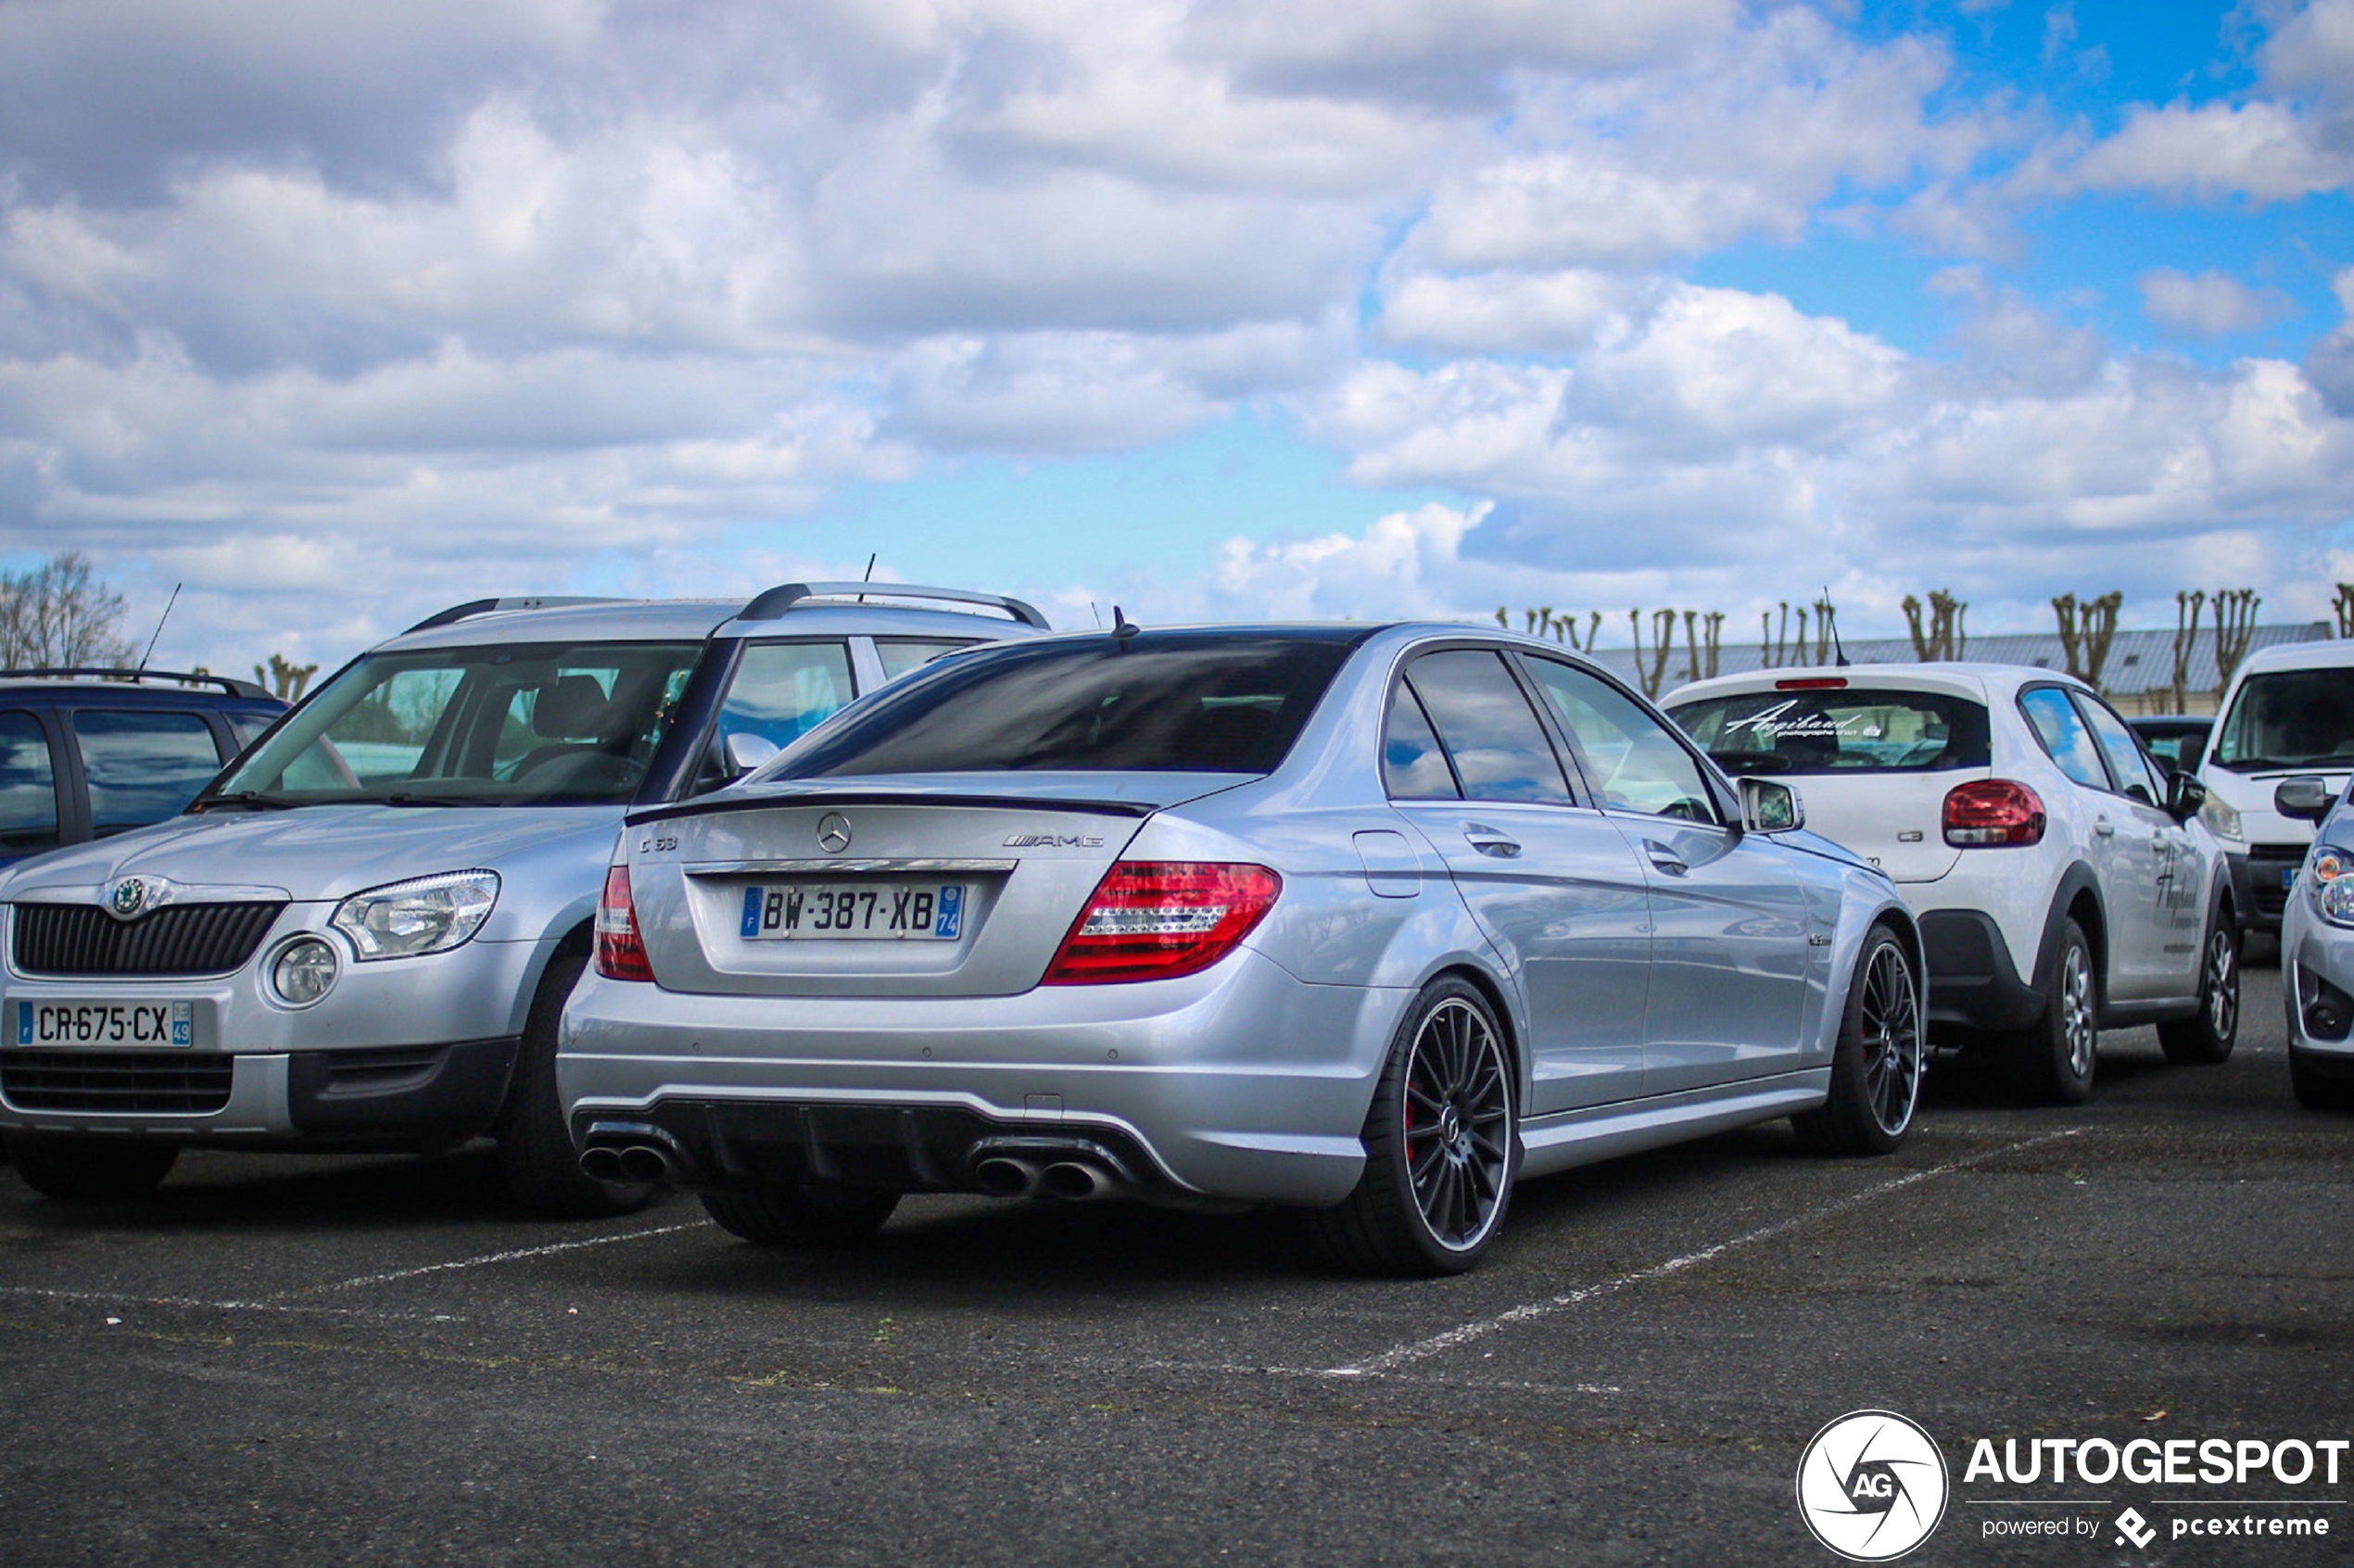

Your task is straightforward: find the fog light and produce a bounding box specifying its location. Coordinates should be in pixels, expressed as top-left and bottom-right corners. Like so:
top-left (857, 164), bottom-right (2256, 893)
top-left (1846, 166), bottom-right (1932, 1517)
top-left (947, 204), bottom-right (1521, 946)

top-left (270, 937), bottom-right (338, 1006)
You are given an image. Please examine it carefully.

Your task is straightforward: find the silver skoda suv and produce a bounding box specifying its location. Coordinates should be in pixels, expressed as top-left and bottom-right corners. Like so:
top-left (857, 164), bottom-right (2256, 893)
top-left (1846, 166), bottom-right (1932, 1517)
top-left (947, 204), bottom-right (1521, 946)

top-left (0, 584), bottom-right (1044, 1210)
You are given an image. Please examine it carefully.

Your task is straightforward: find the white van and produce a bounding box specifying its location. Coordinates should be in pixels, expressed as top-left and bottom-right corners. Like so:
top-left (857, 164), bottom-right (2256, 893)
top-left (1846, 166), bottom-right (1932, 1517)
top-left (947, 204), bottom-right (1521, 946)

top-left (2200, 639), bottom-right (2354, 936)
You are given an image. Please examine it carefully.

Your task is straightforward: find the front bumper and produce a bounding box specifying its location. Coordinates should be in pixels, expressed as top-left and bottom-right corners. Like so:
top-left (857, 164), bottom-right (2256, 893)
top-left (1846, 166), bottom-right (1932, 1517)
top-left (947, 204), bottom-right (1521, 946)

top-left (2283, 898), bottom-right (2354, 1065)
top-left (558, 947), bottom-right (1405, 1208)
top-left (0, 923), bottom-right (551, 1145)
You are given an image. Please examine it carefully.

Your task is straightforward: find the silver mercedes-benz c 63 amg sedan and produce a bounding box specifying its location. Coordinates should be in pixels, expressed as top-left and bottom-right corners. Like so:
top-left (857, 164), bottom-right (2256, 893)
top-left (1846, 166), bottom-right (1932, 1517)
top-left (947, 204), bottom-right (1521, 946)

top-left (559, 624), bottom-right (1926, 1273)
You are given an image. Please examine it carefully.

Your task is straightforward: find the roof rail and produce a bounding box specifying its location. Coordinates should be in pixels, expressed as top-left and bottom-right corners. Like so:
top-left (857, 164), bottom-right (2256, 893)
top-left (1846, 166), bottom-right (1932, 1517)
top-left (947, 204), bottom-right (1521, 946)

top-left (1, 666), bottom-right (275, 701)
top-left (737, 582), bottom-right (1050, 629)
top-left (404, 595), bottom-right (626, 634)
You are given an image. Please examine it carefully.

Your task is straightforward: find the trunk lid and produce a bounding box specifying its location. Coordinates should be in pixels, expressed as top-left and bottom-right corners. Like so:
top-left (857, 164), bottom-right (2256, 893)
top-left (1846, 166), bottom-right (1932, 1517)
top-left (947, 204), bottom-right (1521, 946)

top-left (627, 773), bottom-right (1247, 996)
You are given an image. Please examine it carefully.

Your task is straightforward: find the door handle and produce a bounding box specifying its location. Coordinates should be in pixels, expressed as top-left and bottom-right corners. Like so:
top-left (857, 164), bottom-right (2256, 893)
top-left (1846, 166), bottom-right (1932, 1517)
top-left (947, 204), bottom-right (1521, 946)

top-left (1462, 825), bottom-right (1522, 858)
top-left (2094, 818), bottom-right (2116, 837)
top-left (1643, 839), bottom-right (1689, 877)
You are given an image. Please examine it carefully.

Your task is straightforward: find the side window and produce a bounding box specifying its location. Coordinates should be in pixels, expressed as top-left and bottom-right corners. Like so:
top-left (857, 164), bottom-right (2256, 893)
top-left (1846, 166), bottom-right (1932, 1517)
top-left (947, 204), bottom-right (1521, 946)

top-left (228, 712), bottom-right (276, 750)
top-left (2019, 688), bottom-right (2108, 790)
top-left (2073, 694), bottom-right (2162, 804)
top-left (1381, 681), bottom-right (1460, 799)
top-left (718, 642), bottom-right (856, 753)
top-left (1522, 657), bottom-right (1716, 821)
top-left (73, 711), bottom-right (225, 834)
top-left (875, 639), bottom-right (977, 682)
top-left (1402, 651), bottom-right (1571, 803)
top-left (0, 712), bottom-right (59, 855)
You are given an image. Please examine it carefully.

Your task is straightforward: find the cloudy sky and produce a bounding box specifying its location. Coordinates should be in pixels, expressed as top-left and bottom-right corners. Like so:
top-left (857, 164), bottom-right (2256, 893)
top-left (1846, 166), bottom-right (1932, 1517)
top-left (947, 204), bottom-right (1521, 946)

top-left (5, 0), bottom-right (2353, 674)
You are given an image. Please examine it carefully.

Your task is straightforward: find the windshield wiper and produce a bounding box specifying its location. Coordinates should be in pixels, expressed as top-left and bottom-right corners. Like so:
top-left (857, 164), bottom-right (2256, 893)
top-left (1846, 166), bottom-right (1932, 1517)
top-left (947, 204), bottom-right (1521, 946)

top-left (372, 792), bottom-right (480, 808)
top-left (196, 790), bottom-right (299, 812)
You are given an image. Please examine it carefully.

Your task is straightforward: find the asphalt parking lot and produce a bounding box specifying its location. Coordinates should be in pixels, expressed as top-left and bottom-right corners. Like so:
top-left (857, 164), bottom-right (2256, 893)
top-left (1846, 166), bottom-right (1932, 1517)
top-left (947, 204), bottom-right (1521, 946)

top-left (2, 962), bottom-right (2348, 1567)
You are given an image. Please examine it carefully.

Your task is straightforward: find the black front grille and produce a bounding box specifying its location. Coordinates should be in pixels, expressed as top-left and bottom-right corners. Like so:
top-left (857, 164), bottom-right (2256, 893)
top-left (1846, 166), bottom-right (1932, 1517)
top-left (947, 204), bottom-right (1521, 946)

top-left (1, 1051), bottom-right (234, 1113)
top-left (2251, 843), bottom-right (2305, 918)
top-left (11, 902), bottom-right (285, 977)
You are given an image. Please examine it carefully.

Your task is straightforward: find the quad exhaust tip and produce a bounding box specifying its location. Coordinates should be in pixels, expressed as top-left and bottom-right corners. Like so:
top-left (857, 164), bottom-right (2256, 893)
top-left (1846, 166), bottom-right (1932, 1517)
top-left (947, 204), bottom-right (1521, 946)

top-left (973, 1157), bottom-right (1041, 1197)
top-left (577, 1122), bottom-right (686, 1186)
top-left (1037, 1161), bottom-right (1114, 1201)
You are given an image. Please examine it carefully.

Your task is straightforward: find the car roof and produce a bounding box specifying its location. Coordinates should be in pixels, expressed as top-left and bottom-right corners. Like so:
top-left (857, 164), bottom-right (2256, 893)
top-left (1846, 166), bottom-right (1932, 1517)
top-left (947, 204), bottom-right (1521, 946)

top-left (2231, 638), bottom-right (2354, 677)
top-left (0, 670), bottom-right (282, 707)
top-left (385, 589), bottom-right (1049, 653)
top-left (1664, 661), bottom-right (2095, 705)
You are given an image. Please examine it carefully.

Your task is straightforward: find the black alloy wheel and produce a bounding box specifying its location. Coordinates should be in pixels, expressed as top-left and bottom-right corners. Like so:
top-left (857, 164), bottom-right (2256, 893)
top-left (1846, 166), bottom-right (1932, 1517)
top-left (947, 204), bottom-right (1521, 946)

top-left (1312, 977), bottom-right (1517, 1276)
top-left (1795, 926), bottom-right (1923, 1157)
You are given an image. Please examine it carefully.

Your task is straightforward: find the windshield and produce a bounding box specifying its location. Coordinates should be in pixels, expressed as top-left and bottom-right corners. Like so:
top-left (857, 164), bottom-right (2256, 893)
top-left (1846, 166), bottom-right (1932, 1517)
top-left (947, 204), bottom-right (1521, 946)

top-left (208, 640), bottom-right (702, 807)
top-left (1668, 688), bottom-right (1991, 775)
top-left (2210, 669), bottom-right (2354, 772)
top-left (772, 632), bottom-right (1361, 778)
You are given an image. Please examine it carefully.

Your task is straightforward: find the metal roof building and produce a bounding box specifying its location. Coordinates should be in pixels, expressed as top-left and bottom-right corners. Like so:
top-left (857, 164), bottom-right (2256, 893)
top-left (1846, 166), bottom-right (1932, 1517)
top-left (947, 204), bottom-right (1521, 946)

top-left (1554, 621), bottom-right (2335, 713)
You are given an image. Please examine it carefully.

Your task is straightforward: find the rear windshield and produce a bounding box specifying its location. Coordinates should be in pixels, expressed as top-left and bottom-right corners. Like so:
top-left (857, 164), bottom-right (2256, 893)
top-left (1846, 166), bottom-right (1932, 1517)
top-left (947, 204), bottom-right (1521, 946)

top-left (2211, 669), bottom-right (2354, 771)
top-left (774, 633), bottom-right (1359, 777)
top-left (1667, 688), bottom-right (1992, 775)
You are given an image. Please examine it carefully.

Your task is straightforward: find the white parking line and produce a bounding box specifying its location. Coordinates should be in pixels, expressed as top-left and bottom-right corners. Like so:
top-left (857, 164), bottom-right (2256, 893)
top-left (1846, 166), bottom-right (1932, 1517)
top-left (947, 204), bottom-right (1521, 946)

top-left (1325, 1127), bottom-right (2087, 1378)
top-left (0, 1284), bottom-right (457, 1321)
top-left (286, 1221), bottom-right (706, 1296)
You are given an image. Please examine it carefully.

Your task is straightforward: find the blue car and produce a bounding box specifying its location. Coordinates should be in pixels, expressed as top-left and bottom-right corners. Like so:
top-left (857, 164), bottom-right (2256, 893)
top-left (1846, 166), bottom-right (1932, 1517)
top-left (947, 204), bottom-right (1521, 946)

top-left (0, 669), bottom-right (285, 869)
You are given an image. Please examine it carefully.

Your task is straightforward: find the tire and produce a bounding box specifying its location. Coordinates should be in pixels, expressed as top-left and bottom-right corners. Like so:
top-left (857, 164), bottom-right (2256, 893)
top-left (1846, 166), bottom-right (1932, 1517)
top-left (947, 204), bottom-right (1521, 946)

top-left (700, 1183), bottom-right (901, 1247)
top-left (1792, 926), bottom-right (1923, 1157)
top-left (2006, 918), bottom-right (2098, 1106)
top-left (5, 1132), bottom-right (178, 1201)
top-left (496, 954), bottom-right (655, 1219)
top-left (1310, 976), bottom-right (1517, 1277)
top-left (2290, 1050), bottom-right (2354, 1112)
top-left (2158, 916), bottom-right (2239, 1065)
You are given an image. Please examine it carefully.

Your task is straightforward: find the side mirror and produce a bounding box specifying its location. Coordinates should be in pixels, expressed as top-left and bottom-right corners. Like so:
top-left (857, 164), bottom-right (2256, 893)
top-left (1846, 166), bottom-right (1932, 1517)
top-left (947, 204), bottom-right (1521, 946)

top-left (2274, 775), bottom-right (2335, 824)
top-left (724, 731), bottom-right (781, 778)
top-left (2164, 769), bottom-right (2207, 822)
top-left (1739, 776), bottom-right (1804, 834)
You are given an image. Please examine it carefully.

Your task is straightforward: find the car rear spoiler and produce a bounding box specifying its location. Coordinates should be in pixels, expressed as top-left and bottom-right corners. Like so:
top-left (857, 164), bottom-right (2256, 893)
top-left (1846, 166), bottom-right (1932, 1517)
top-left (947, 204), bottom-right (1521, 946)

top-left (626, 790), bottom-right (1158, 828)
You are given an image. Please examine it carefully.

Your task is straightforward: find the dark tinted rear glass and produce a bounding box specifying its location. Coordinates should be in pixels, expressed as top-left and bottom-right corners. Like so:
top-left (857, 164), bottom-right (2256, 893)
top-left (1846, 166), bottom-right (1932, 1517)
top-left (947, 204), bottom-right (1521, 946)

top-left (778, 633), bottom-right (1359, 777)
top-left (1668, 688), bottom-right (1991, 775)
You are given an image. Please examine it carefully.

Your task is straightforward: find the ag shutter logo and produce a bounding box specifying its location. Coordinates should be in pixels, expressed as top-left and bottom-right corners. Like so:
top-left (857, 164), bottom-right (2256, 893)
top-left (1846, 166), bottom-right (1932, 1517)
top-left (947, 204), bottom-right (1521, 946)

top-left (1797, 1410), bottom-right (1951, 1562)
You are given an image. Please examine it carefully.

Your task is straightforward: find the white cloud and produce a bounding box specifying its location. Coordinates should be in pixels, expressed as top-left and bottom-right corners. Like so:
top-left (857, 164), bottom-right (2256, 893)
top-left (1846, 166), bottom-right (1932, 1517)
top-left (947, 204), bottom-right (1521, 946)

top-left (2073, 99), bottom-right (2352, 202)
top-left (2140, 268), bottom-right (2297, 337)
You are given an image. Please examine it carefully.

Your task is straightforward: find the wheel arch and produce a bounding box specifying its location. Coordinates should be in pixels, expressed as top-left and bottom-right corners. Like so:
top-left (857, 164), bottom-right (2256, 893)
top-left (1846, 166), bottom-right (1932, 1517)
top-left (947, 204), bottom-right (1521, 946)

top-left (2035, 860), bottom-right (2107, 1000)
top-left (1424, 959), bottom-right (1528, 1104)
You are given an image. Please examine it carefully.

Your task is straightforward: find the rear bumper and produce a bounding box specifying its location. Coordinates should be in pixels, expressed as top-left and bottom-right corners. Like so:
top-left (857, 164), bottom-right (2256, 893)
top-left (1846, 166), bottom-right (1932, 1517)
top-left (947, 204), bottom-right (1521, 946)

top-left (1917, 909), bottom-right (2044, 1032)
top-left (556, 948), bottom-right (1403, 1208)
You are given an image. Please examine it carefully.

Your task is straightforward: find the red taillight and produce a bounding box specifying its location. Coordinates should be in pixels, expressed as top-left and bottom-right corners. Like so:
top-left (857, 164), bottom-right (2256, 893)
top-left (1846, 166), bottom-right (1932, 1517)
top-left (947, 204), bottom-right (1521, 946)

top-left (1776, 677), bottom-right (1847, 690)
top-left (594, 866), bottom-right (653, 981)
top-left (1042, 861), bottom-right (1282, 985)
top-left (1943, 779), bottom-right (2046, 847)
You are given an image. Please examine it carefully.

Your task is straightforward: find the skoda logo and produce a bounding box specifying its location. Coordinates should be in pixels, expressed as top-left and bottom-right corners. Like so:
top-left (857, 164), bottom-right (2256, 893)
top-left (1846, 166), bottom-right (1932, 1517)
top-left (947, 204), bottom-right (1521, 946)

top-left (108, 877), bottom-right (153, 920)
top-left (816, 812), bottom-right (854, 854)
top-left (1795, 1410), bottom-right (1949, 1561)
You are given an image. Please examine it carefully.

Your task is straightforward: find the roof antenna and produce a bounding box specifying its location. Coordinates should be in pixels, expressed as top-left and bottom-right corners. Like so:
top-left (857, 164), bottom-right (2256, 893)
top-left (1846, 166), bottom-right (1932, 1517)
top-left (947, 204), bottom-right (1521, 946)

top-left (1823, 586), bottom-right (1850, 668)
top-left (857, 551), bottom-right (876, 604)
top-left (1111, 605), bottom-right (1141, 640)
top-left (139, 583), bottom-right (182, 671)
top-left (1089, 601), bottom-right (1102, 627)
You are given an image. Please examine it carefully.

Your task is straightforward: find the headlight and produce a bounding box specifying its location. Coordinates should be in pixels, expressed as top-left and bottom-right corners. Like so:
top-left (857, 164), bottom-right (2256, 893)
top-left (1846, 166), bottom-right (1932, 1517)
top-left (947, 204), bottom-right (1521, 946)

top-left (269, 936), bottom-right (339, 1006)
top-left (2313, 849), bottom-right (2354, 927)
top-left (330, 870), bottom-right (500, 959)
top-left (2201, 795), bottom-right (2243, 841)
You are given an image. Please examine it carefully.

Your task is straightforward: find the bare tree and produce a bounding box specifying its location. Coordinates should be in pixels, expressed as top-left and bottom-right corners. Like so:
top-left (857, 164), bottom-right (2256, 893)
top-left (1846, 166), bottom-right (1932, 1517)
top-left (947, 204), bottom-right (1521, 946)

top-left (1629, 608), bottom-right (1677, 697)
top-left (2052, 591), bottom-right (2123, 690)
top-left (1680, 609), bottom-right (1723, 683)
top-left (1902, 589), bottom-right (1968, 661)
top-left (254, 653), bottom-right (320, 702)
top-left (2212, 588), bottom-right (2260, 698)
top-left (2170, 590), bottom-right (2206, 714)
top-left (0, 551), bottom-right (134, 668)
